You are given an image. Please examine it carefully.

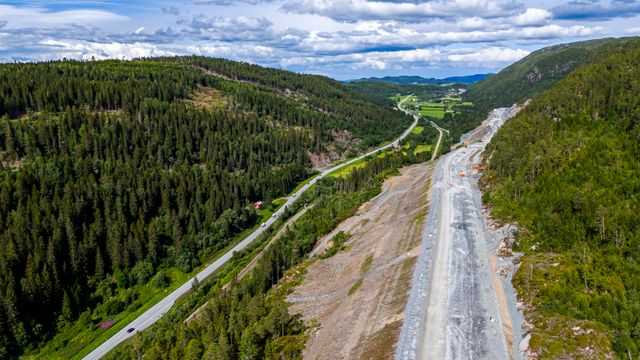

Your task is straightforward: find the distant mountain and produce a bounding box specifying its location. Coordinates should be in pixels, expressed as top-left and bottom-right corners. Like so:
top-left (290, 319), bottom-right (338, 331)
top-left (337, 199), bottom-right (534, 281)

top-left (349, 73), bottom-right (491, 85)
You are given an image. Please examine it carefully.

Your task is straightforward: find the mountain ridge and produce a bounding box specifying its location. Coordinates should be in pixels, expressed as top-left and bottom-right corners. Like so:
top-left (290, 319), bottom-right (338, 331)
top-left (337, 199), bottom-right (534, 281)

top-left (347, 73), bottom-right (491, 85)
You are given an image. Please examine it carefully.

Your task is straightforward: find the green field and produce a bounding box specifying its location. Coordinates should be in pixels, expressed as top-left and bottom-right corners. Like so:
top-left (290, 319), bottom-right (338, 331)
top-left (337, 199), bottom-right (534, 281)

top-left (411, 125), bottom-right (424, 134)
top-left (418, 108), bottom-right (445, 119)
top-left (328, 157), bottom-right (368, 178)
top-left (414, 144), bottom-right (432, 154)
top-left (421, 102), bottom-right (446, 108)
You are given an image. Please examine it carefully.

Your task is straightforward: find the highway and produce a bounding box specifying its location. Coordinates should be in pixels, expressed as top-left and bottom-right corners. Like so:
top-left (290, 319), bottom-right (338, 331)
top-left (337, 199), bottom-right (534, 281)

top-left (396, 106), bottom-right (519, 360)
top-left (83, 95), bottom-right (418, 360)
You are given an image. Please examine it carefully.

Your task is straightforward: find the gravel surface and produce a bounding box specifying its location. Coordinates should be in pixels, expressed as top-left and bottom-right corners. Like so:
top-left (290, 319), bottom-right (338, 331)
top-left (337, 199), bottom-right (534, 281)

top-left (396, 106), bottom-right (523, 360)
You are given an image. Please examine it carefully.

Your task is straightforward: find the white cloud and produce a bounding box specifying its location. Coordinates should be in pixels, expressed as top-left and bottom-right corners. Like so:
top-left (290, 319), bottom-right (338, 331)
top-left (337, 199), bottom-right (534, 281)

top-left (511, 8), bottom-right (551, 26)
top-left (281, 0), bottom-right (522, 23)
top-left (281, 46), bottom-right (527, 72)
top-left (448, 47), bottom-right (529, 64)
top-left (296, 23), bottom-right (603, 53)
top-left (627, 27), bottom-right (640, 34)
top-left (39, 39), bottom-right (174, 60)
top-left (0, 5), bottom-right (127, 28)
top-left (186, 44), bottom-right (276, 59)
top-left (458, 17), bottom-right (487, 30)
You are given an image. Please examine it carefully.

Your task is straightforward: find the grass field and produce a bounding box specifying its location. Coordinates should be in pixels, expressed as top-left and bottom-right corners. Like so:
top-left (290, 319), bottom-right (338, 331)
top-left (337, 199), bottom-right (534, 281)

top-left (328, 157), bottom-right (368, 178)
top-left (411, 125), bottom-right (424, 134)
top-left (414, 144), bottom-right (432, 154)
top-left (421, 102), bottom-right (446, 108)
top-left (418, 108), bottom-right (445, 119)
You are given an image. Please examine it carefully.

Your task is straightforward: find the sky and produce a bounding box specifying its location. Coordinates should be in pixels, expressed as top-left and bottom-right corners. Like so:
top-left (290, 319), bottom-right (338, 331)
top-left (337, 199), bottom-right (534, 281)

top-left (0, 0), bottom-right (639, 79)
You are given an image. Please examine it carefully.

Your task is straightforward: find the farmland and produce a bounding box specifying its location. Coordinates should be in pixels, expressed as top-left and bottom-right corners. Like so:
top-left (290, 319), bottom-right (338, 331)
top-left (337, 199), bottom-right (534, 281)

top-left (407, 92), bottom-right (473, 120)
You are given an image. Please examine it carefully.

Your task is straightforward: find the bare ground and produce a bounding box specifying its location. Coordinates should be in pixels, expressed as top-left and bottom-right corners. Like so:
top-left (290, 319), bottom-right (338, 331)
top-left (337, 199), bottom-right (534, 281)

top-left (287, 162), bottom-right (434, 360)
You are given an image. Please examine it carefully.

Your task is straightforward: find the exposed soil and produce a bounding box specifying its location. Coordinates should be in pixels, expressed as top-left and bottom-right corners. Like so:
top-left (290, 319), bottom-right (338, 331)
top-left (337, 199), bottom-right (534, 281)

top-left (288, 162), bottom-right (434, 359)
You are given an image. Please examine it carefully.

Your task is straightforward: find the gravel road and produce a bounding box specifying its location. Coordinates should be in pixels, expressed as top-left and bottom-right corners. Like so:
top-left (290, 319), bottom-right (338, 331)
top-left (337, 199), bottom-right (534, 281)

top-left (396, 106), bottom-right (520, 360)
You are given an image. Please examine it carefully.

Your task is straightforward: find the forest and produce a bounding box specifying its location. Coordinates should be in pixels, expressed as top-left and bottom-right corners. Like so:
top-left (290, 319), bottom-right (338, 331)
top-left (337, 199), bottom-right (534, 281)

top-left (444, 38), bottom-right (640, 144)
top-left (482, 46), bottom-right (640, 358)
top-left (0, 57), bottom-right (411, 358)
top-left (105, 141), bottom-right (428, 360)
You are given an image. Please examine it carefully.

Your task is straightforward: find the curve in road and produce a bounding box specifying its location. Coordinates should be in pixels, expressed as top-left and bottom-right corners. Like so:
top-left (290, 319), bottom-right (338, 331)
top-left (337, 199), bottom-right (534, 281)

top-left (83, 95), bottom-right (419, 360)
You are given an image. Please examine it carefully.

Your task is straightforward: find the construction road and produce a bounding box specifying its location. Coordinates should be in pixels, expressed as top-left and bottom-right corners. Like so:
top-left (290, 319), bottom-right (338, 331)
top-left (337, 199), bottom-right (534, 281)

top-left (396, 106), bottom-right (519, 360)
top-left (83, 96), bottom-right (418, 360)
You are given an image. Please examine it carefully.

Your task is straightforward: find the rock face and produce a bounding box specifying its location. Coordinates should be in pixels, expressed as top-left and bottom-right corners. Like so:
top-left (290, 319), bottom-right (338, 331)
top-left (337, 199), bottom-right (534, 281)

top-left (496, 233), bottom-right (516, 257)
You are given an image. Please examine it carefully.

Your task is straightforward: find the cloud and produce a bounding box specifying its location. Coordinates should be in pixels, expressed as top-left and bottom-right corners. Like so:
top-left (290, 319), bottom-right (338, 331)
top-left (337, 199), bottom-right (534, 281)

top-left (627, 27), bottom-right (640, 34)
top-left (177, 14), bottom-right (306, 44)
top-left (187, 44), bottom-right (277, 59)
top-left (281, 0), bottom-right (523, 23)
top-left (296, 22), bottom-right (603, 54)
top-left (280, 46), bottom-right (528, 73)
top-left (447, 47), bottom-right (529, 64)
top-left (551, 0), bottom-right (640, 21)
top-left (161, 6), bottom-right (180, 15)
top-left (39, 39), bottom-right (175, 60)
top-left (192, 0), bottom-right (273, 5)
top-left (511, 8), bottom-right (551, 26)
top-left (0, 5), bottom-right (128, 28)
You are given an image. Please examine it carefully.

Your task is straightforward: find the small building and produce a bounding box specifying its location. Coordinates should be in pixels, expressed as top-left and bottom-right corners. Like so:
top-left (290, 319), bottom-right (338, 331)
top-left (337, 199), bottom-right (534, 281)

top-left (253, 201), bottom-right (263, 209)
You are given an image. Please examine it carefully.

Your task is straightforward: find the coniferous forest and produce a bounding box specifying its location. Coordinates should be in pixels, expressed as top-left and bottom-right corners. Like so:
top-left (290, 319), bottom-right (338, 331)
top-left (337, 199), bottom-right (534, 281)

top-left (0, 56), bottom-right (411, 357)
top-left (482, 46), bottom-right (640, 357)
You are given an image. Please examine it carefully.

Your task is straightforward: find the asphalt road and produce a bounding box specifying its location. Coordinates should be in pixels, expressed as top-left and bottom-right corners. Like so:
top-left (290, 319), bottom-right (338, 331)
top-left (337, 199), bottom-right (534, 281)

top-left (83, 95), bottom-right (418, 360)
top-left (428, 121), bottom-right (445, 161)
top-left (396, 106), bottom-right (518, 360)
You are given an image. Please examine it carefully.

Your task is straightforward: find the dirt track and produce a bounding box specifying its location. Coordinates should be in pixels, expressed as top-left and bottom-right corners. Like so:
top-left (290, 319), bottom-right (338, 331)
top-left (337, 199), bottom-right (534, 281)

top-left (288, 162), bottom-right (434, 360)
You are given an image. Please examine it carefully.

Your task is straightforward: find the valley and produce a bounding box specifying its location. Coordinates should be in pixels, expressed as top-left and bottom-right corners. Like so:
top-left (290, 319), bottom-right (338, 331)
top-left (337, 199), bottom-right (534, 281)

top-left (0, 21), bottom-right (639, 359)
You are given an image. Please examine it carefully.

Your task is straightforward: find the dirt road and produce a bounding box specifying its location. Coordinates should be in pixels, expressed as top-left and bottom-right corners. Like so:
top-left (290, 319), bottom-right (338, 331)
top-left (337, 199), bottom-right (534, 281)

top-left (288, 162), bottom-right (434, 359)
top-left (396, 106), bottom-right (522, 360)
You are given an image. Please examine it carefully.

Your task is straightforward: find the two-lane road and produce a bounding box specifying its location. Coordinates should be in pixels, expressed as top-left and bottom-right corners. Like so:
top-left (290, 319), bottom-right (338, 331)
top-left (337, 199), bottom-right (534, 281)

top-left (84, 95), bottom-right (418, 360)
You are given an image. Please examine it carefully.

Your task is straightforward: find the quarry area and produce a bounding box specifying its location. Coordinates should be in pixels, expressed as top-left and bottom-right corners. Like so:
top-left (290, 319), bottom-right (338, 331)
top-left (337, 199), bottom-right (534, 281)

top-left (288, 161), bottom-right (435, 359)
top-left (396, 106), bottom-right (525, 360)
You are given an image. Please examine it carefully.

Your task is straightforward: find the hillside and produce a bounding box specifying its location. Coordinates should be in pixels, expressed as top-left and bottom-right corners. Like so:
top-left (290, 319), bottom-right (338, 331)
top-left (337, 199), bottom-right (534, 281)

top-left (350, 74), bottom-right (490, 85)
top-left (482, 44), bottom-right (640, 358)
top-left (465, 37), bottom-right (640, 110)
top-left (345, 81), bottom-right (449, 106)
top-left (0, 57), bottom-right (410, 358)
top-left (433, 37), bottom-right (640, 143)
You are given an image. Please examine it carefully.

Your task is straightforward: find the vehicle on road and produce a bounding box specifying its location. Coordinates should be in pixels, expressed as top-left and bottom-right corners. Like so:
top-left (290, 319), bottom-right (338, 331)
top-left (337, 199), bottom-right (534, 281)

top-left (260, 223), bottom-right (266, 228)
top-left (126, 328), bottom-right (135, 333)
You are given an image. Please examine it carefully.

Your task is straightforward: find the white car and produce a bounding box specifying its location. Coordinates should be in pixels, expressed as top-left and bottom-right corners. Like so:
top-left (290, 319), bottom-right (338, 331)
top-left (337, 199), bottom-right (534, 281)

top-left (260, 223), bottom-right (266, 228)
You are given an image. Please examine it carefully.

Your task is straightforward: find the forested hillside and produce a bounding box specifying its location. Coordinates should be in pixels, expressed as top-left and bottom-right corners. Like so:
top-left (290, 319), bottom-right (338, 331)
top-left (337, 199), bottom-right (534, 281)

top-left (346, 81), bottom-right (449, 107)
top-left (466, 37), bottom-right (640, 111)
top-left (106, 142), bottom-right (429, 360)
top-left (443, 37), bottom-right (640, 143)
top-left (482, 45), bottom-right (640, 358)
top-left (350, 74), bottom-right (489, 85)
top-left (0, 57), bottom-right (410, 357)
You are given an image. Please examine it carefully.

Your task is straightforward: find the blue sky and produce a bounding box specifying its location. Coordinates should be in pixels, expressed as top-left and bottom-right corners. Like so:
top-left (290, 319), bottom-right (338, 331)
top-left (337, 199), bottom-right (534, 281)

top-left (1, 0), bottom-right (639, 79)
